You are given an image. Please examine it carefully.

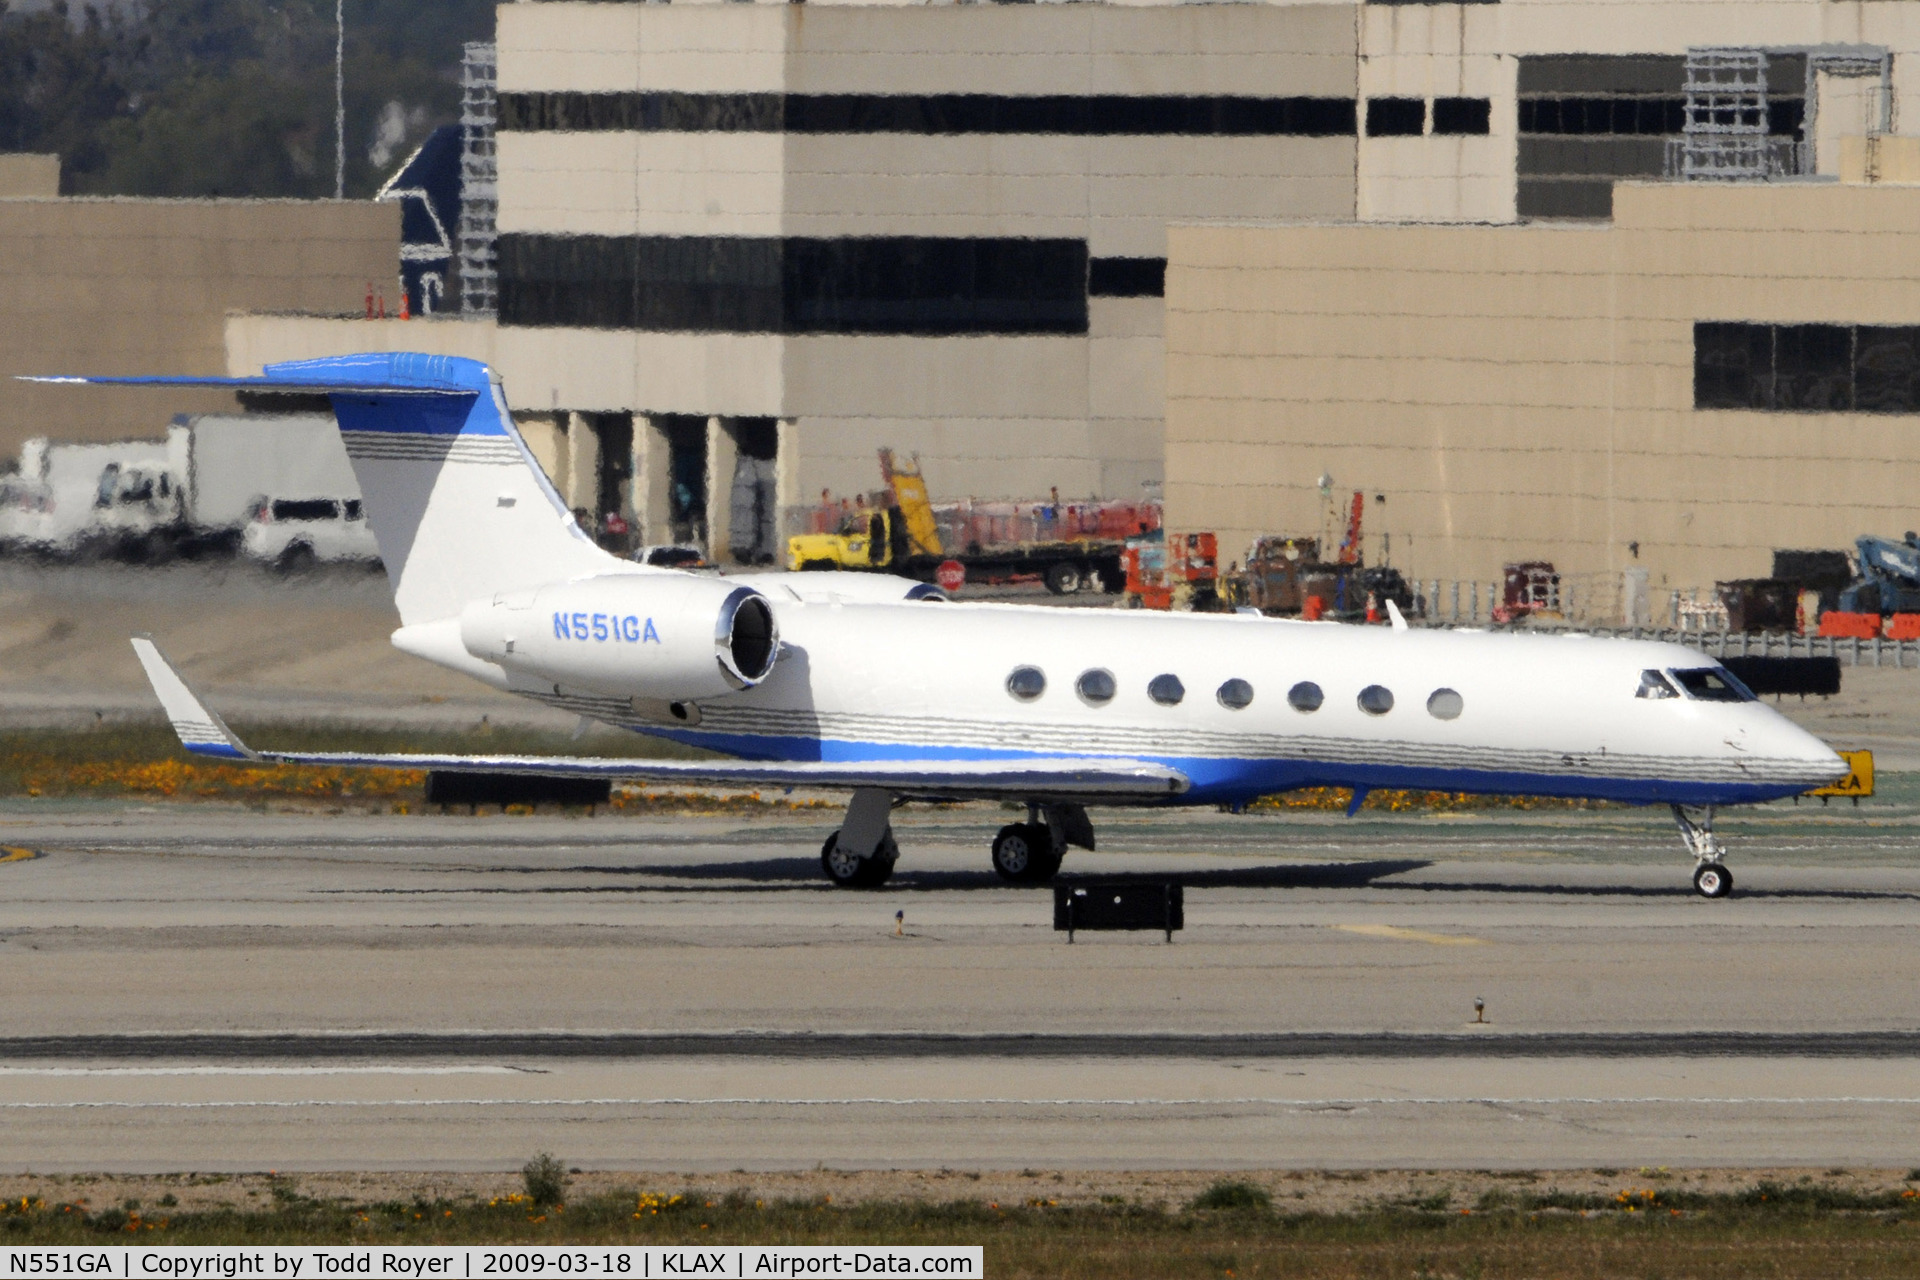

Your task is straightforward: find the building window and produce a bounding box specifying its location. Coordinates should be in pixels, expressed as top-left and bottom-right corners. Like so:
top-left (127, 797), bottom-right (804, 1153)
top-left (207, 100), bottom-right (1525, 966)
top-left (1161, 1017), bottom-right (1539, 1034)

top-left (1366, 98), bottom-right (1425, 137)
top-left (500, 234), bottom-right (1088, 336)
top-left (1432, 98), bottom-right (1491, 136)
top-left (1695, 322), bottom-right (1920, 415)
top-left (499, 92), bottom-right (1359, 138)
top-left (1516, 55), bottom-right (1805, 220)
top-left (1089, 258), bottom-right (1166, 299)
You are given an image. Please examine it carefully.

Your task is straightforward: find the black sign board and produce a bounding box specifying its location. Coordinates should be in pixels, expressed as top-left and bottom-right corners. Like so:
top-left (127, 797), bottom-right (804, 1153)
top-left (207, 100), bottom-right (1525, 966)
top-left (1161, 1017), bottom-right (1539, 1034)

top-left (1053, 879), bottom-right (1184, 942)
top-left (426, 770), bottom-right (613, 810)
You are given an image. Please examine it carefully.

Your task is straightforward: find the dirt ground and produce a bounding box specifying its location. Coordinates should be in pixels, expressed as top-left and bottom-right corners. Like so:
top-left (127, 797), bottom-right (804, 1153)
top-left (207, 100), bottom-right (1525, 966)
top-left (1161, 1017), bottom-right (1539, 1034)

top-left (2, 1167), bottom-right (1912, 1214)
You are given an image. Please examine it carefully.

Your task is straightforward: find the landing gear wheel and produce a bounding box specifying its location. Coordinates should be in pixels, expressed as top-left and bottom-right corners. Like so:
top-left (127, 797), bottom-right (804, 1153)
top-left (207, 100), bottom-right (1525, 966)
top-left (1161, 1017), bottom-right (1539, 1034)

top-left (991, 823), bottom-right (1062, 883)
top-left (820, 829), bottom-right (897, 888)
top-left (1045, 562), bottom-right (1083, 595)
top-left (1692, 862), bottom-right (1733, 899)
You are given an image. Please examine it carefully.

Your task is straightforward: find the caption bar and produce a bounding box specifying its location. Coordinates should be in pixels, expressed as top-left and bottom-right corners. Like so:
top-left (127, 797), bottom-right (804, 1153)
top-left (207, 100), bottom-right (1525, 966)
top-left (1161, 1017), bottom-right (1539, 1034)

top-left (0, 1249), bottom-right (982, 1279)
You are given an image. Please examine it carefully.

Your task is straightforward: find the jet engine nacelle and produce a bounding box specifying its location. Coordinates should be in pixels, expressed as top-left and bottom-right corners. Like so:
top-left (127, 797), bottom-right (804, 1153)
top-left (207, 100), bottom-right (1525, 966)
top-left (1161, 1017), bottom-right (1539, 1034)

top-left (459, 574), bottom-right (778, 701)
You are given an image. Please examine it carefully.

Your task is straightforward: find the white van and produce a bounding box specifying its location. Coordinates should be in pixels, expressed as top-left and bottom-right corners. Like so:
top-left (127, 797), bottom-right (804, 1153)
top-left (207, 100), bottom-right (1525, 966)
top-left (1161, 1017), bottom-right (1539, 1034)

top-left (241, 497), bottom-right (381, 571)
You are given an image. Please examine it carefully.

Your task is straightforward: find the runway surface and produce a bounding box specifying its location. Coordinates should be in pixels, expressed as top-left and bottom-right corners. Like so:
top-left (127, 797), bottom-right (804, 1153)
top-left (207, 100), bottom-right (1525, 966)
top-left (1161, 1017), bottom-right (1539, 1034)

top-left (2, 799), bottom-right (1918, 1170)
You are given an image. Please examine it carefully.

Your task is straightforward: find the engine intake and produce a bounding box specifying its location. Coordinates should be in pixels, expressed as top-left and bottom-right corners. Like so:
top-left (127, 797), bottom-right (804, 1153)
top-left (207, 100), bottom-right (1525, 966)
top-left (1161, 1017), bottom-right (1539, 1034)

top-left (459, 573), bottom-right (779, 703)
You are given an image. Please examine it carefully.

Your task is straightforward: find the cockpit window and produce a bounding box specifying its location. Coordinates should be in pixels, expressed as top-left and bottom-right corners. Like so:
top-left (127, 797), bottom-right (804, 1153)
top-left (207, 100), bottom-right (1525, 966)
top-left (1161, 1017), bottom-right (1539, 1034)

top-left (1671, 667), bottom-right (1756, 702)
top-left (1636, 670), bottom-right (1680, 700)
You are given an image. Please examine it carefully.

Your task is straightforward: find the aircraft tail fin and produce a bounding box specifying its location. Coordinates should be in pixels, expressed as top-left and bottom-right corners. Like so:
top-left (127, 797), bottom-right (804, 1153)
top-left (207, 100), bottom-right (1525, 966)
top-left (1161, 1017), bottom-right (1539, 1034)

top-left (28, 354), bottom-right (622, 625)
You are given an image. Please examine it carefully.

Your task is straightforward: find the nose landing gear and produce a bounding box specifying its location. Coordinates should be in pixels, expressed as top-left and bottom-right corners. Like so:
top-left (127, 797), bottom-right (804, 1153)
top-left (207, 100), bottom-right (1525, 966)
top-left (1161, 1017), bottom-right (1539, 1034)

top-left (821, 787), bottom-right (899, 888)
top-left (1674, 804), bottom-right (1733, 898)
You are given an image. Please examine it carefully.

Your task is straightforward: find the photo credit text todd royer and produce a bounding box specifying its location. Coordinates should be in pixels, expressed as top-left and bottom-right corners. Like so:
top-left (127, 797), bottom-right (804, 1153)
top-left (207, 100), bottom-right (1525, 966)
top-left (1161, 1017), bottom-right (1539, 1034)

top-left (1, 1248), bottom-right (982, 1279)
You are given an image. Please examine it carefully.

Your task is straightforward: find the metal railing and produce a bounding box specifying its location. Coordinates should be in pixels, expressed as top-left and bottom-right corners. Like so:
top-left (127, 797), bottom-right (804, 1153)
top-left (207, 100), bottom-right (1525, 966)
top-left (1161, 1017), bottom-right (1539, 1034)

top-left (1597, 627), bottom-right (1920, 669)
top-left (1663, 137), bottom-right (1811, 181)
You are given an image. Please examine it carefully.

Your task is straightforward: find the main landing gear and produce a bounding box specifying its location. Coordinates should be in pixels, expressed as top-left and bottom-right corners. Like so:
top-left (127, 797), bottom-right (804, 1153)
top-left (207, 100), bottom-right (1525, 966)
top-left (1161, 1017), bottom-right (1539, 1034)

top-left (992, 803), bottom-right (1095, 885)
top-left (819, 794), bottom-right (1098, 888)
top-left (1673, 804), bottom-right (1733, 899)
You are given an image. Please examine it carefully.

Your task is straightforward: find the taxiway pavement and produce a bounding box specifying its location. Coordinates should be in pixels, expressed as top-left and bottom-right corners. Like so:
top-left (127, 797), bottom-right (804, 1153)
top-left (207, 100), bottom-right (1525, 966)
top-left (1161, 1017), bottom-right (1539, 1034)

top-left (1, 801), bottom-right (1918, 1170)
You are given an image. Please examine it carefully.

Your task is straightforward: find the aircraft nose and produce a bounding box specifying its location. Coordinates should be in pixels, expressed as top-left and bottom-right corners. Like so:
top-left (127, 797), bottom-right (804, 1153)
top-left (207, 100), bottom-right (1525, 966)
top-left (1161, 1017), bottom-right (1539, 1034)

top-left (1761, 718), bottom-right (1849, 787)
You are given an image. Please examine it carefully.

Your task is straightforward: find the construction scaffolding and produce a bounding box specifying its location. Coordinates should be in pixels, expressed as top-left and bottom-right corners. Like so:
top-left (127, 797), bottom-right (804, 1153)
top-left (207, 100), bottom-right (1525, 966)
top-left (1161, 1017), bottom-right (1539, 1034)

top-left (457, 41), bottom-right (499, 317)
top-left (1678, 48), bottom-right (1771, 181)
top-left (1667, 44), bottom-right (1892, 182)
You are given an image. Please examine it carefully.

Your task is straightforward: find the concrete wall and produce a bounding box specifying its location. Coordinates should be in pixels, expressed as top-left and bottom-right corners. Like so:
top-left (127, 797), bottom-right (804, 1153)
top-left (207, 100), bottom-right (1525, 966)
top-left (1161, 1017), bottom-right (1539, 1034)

top-left (0, 155), bottom-right (60, 198)
top-left (226, 311), bottom-right (1162, 504)
top-left (0, 199), bottom-right (399, 458)
top-left (1164, 182), bottom-right (1920, 597)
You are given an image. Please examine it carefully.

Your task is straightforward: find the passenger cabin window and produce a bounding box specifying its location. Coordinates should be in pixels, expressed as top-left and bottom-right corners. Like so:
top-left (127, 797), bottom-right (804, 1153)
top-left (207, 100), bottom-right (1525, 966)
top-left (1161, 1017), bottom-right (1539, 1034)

top-left (1427, 688), bottom-right (1463, 720)
top-left (1672, 667), bottom-right (1756, 702)
top-left (1217, 678), bottom-right (1254, 710)
top-left (1148, 674), bottom-right (1185, 706)
top-left (1077, 669), bottom-right (1117, 706)
top-left (1357, 685), bottom-right (1395, 715)
top-left (1006, 666), bottom-right (1046, 701)
top-left (1636, 670), bottom-right (1680, 699)
top-left (1287, 681), bottom-right (1323, 712)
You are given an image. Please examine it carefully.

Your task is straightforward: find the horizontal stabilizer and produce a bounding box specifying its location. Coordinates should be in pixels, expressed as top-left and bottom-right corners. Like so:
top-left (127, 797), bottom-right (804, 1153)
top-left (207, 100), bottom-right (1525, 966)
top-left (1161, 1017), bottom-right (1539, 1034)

top-left (21, 353), bottom-right (482, 397)
top-left (131, 638), bottom-right (1186, 801)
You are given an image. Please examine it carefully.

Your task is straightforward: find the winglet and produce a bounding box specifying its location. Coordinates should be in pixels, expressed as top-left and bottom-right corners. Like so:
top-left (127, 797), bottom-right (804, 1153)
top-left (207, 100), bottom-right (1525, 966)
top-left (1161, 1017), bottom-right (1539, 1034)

top-left (129, 637), bottom-right (256, 761)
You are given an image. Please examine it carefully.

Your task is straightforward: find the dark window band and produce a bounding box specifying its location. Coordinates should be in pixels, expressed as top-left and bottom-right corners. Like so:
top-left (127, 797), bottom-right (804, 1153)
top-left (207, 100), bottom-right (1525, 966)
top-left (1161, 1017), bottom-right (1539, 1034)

top-left (499, 91), bottom-right (1357, 137)
top-left (499, 234), bottom-right (1089, 336)
top-left (1518, 97), bottom-right (1802, 138)
top-left (1433, 97), bottom-right (1491, 136)
top-left (1089, 258), bottom-right (1165, 298)
top-left (1365, 97), bottom-right (1425, 137)
top-left (1695, 321), bottom-right (1920, 414)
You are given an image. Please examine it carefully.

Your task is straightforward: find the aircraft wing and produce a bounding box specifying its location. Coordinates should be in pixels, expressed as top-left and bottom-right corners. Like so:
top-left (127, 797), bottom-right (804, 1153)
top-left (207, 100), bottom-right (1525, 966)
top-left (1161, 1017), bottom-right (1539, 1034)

top-left (130, 637), bottom-right (1189, 801)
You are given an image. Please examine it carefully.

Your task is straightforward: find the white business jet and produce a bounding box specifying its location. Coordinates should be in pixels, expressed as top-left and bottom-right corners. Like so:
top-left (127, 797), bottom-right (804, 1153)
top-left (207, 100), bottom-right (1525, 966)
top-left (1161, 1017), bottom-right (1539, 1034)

top-left (40, 354), bottom-right (1846, 898)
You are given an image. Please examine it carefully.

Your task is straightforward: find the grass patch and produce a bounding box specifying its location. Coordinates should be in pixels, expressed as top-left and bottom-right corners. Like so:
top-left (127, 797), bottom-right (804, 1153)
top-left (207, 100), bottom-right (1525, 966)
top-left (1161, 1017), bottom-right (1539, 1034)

top-left (1188, 1180), bottom-right (1273, 1212)
top-left (1245, 787), bottom-right (1616, 815)
top-left (3, 1182), bottom-right (1920, 1276)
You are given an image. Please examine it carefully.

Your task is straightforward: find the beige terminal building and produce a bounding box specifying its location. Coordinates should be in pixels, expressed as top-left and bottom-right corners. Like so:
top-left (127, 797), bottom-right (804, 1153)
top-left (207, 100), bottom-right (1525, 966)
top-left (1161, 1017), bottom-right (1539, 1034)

top-left (222, 0), bottom-right (1920, 576)
top-left (14, 0), bottom-right (1920, 588)
top-left (0, 155), bottom-right (397, 449)
top-left (1164, 177), bottom-right (1920, 603)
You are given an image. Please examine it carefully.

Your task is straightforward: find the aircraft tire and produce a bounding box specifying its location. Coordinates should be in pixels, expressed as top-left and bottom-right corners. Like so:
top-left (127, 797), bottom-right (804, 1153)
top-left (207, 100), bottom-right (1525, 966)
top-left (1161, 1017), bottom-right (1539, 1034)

top-left (1692, 862), bottom-right (1733, 899)
top-left (991, 823), bottom-right (1061, 883)
top-left (821, 830), bottom-right (898, 888)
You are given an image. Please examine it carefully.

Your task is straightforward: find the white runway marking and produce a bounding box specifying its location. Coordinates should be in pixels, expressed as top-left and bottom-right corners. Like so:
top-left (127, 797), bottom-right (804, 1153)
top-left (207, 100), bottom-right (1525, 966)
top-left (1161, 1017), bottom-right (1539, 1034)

top-left (1, 1095), bottom-right (1918, 1109)
top-left (0, 1066), bottom-right (523, 1077)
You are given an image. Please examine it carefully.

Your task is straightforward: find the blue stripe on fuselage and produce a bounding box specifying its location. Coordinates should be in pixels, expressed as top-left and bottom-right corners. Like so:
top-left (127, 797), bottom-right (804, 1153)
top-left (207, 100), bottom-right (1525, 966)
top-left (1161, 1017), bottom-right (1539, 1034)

top-left (622, 727), bottom-right (1810, 808)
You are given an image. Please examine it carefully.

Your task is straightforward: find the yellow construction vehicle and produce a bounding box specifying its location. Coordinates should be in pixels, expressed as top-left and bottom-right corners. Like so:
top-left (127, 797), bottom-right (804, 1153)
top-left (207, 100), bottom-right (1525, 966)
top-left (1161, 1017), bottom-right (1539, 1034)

top-left (786, 449), bottom-right (941, 571)
top-left (785, 449), bottom-right (1130, 594)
